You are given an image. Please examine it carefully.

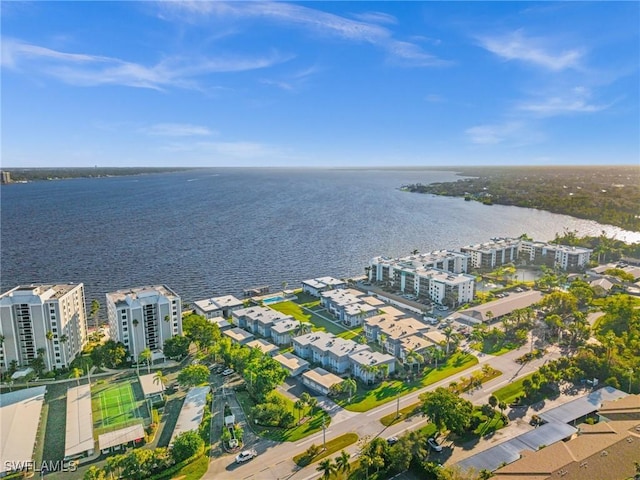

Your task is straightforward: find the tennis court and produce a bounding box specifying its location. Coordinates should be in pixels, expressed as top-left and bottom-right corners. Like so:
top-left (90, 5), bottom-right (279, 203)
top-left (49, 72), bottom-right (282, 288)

top-left (92, 380), bottom-right (146, 434)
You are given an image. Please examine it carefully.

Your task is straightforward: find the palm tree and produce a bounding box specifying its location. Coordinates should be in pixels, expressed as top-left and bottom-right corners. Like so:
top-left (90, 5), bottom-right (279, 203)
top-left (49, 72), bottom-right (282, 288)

top-left (307, 396), bottom-right (318, 414)
top-left (70, 367), bottom-right (83, 386)
top-left (443, 326), bottom-right (454, 355)
top-left (140, 348), bottom-right (152, 374)
top-left (335, 450), bottom-right (351, 477)
top-left (316, 458), bottom-right (336, 480)
top-left (153, 370), bottom-right (168, 392)
top-left (294, 399), bottom-right (305, 423)
top-left (282, 281), bottom-right (288, 297)
top-left (0, 334), bottom-right (4, 347)
top-left (378, 363), bottom-right (390, 380)
top-left (406, 349), bottom-right (424, 373)
top-left (431, 346), bottom-right (444, 369)
top-left (295, 321), bottom-right (312, 336)
top-left (485, 310), bottom-right (494, 322)
top-left (59, 334), bottom-right (68, 367)
top-left (342, 378), bottom-right (357, 403)
top-left (378, 333), bottom-right (388, 351)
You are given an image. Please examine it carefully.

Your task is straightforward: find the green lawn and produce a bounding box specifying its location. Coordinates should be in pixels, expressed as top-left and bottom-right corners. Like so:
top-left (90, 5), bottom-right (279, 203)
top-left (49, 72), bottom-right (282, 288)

top-left (270, 300), bottom-right (361, 340)
top-left (341, 352), bottom-right (478, 412)
top-left (470, 341), bottom-right (519, 356)
top-left (492, 371), bottom-right (537, 404)
top-left (293, 433), bottom-right (359, 466)
top-left (169, 454), bottom-right (209, 480)
top-left (236, 390), bottom-right (330, 442)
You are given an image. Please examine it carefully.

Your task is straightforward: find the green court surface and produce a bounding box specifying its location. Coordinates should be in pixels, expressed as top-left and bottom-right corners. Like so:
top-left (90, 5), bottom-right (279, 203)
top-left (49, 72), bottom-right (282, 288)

top-left (92, 380), bottom-right (146, 435)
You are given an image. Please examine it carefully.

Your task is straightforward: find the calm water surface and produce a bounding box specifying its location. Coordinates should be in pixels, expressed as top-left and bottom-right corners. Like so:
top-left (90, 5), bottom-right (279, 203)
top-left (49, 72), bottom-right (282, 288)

top-left (2, 168), bottom-right (638, 309)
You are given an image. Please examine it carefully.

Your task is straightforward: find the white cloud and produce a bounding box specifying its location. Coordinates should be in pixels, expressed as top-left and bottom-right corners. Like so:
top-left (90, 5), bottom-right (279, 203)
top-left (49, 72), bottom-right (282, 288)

top-left (478, 30), bottom-right (583, 71)
top-left (158, 1), bottom-right (448, 67)
top-left (465, 121), bottom-right (542, 146)
top-left (518, 87), bottom-right (611, 116)
top-left (1, 37), bottom-right (290, 90)
top-left (143, 123), bottom-right (215, 137)
top-left (350, 11), bottom-right (398, 25)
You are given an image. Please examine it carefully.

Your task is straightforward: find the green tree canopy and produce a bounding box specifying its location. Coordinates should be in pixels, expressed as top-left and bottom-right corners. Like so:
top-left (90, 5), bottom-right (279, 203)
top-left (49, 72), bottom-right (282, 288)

top-left (171, 430), bottom-right (204, 463)
top-left (420, 387), bottom-right (473, 434)
top-left (182, 313), bottom-right (220, 350)
top-left (177, 364), bottom-right (209, 387)
top-left (163, 335), bottom-right (191, 359)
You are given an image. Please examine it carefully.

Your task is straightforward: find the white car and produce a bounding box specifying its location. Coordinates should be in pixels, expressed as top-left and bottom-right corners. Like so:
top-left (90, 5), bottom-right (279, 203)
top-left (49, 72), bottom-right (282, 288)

top-left (235, 449), bottom-right (257, 463)
top-left (427, 437), bottom-right (443, 452)
top-left (222, 368), bottom-right (234, 376)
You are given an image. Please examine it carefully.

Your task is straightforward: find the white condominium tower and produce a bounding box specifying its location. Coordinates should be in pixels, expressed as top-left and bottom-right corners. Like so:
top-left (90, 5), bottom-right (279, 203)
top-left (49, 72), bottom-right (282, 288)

top-left (0, 283), bottom-right (88, 372)
top-left (106, 285), bottom-right (182, 359)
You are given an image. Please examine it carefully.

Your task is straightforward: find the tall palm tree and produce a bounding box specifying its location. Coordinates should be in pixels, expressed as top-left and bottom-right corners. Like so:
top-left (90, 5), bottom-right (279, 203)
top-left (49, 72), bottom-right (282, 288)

top-left (139, 348), bottom-right (152, 374)
top-left (153, 370), bottom-right (168, 392)
top-left (442, 326), bottom-right (454, 355)
top-left (307, 396), bottom-right (318, 414)
top-left (342, 378), bottom-right (357, 403)
top-left (335, 450), bottom-right (351, 477)
top-left (378, 333), bottom-right (387, 351)
top-left (316, 458), bottom-right (336, 480)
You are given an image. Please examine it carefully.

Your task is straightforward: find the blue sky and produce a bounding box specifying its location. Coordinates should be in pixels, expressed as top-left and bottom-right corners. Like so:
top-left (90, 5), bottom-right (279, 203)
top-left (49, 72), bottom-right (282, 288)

top-left (2, 1), bottom-right (638, 167)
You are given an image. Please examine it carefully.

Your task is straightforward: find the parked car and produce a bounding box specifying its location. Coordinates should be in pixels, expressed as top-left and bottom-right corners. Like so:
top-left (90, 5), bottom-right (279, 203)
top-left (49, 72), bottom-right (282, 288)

top-left (222, 368), bottom-right (235, 376)
top-left (386, 436), bottom-right (399, 445)
top-left (427, 438), bottom-right (443, 452)
top-left (235, 449), bottom-right (258, 463)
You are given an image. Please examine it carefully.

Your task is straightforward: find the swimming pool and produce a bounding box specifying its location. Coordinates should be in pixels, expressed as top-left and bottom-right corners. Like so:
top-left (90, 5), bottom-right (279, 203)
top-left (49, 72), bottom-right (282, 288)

top-left (262, 295), bottom-right (285, 305)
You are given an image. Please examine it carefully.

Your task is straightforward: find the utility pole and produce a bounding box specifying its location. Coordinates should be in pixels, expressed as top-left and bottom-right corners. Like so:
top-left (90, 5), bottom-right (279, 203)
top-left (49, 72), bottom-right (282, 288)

top-left (629, 368), bottom-right (634, 394)
top-left (396, 396), bottom-right (400, 418)
top-left (322, 417), bottom-right (326, 451)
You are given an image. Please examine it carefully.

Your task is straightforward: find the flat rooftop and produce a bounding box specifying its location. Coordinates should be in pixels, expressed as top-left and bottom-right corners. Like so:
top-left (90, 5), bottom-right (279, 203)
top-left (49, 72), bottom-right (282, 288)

top-left (138, 373), bottom-right (164, 397)
top-left (0, 283), bottom-right (81, 301)
top-left (273, 352), bottom-right (310, 372)
top-left (246, 338), bottom-right (278, 355)
top-left (170, 386), bottom-right (210, 445)
top-left (0, 386), bottom-right (47, 475)
top-left (107, 285), bottom-right (179, 304)
top-left (98, 424), bottom-right (145, 451)
top-left (302, 368), bottom-right (343, 390)
top-left (65, 384), bottom-right (94, 458)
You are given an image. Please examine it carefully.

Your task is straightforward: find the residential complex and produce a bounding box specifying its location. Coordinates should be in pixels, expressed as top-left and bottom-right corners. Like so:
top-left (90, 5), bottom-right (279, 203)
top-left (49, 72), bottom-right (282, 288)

top-left (231, 306), bottom-right (295, 338)
top-left (0, 283), bottom-right (88, 372)
top-left (301, 276), bottom-right (347, 297)
top-left (106, 285), bottom-right (182, 360)
top-left (193, 294), bottom-right (243, 319)
top-left (519, 241), bottom-right (593, 270)
top-left (461, 238), bottom-right (521, 269)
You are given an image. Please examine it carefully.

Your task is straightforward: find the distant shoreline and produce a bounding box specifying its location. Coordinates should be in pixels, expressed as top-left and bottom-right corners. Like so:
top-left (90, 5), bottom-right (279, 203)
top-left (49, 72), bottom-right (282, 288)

top-left (0, 167), bottom-right (198, 184)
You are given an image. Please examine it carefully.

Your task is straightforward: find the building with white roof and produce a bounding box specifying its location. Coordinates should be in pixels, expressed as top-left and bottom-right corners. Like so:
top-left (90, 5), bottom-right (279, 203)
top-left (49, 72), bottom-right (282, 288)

top-left (223, 327), bottom-right (254, 345)
top-left (64, 384), bottom-right (94, 460)
top-left (369, 250), bottom-right (469, 286)
top-left (320, 289), bottom-right (382, 326)
top-left (302, 367), bottom-right (343, 395)
top-left (246, 338), bottom-right (278, 356)
top-left (293, 332), bottom-right (370, 374)
top-left (270, 319), bottom-right (304, 346)
top-left (273, 352), bottom-right (310, 377)
top-left (461, 238), bottom-right (521, 269)
top-left (519, 241), bottom-right (592, 270)
top-left (0, 283), bottom-right (88, 372)
top-left (170, 386), bottom-right (210, 447)
top-left (138, 372), bottom-right (165, 403)
top-left (231, 306), bottom-right (293, 338)
top-left (193, 295), bottom-right (243, 319)
top-left (349, 350), bottom-right (396, 383)
top-left (209, 317), bottom-right (232, 332)
top-left (301, 277), bottom-right (347, 297)
top-left (0, 386), bottom-right (46, 476)
top-left (106, 285), bottom-right (182, 360)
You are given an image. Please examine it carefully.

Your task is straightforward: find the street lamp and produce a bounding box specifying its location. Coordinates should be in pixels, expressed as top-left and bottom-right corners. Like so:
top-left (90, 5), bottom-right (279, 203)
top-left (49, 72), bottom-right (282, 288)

top-left (628, 368), bottom-right (634, 394)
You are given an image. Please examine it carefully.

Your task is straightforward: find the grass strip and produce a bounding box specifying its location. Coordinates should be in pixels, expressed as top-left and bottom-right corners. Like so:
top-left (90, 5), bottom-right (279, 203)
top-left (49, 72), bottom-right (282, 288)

top-left (293, 433), bottom-right (358, 467)
top-left (343, 352), bottom-right (478, 412)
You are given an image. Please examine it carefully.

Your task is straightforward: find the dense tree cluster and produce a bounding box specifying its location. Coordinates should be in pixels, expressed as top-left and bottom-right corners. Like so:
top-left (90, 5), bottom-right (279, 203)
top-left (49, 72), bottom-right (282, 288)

top-left (6, 167), bottom-right (193, 182)
top-left (402, 166), bottom-right (640, 231)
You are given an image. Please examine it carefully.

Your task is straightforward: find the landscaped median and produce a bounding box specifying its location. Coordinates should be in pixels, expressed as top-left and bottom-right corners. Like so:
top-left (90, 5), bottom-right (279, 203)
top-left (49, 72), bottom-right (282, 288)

top-left (292, 433), bottom-right (358, 467)
top-left (341, 351), bottom-right (479, 413)
top-left (379, 364), bottom-right (502, 426)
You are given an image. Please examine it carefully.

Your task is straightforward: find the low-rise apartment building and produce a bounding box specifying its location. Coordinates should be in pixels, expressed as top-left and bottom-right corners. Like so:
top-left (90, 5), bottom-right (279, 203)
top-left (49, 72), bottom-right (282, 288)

top-left (271, 319), bottom-right (303, 346)
top-left (349, 350), bottom-right (396, 384)
top-left (0, 283), bottom-right (88, 372)
top-left (302, 367), bottom-right (343, 396)
top-left (301, 277), bottom-right (347, 297)
top-left (193, 295), bottom-right (243, 319)
top-left (292, 332), bottom-right (369, 374)
top-left (231, 306), bottom-right (294, 338)
top-left (106, 285), bottom-right (182, 360)
top-left (321, 289), bottom-right (382, 326)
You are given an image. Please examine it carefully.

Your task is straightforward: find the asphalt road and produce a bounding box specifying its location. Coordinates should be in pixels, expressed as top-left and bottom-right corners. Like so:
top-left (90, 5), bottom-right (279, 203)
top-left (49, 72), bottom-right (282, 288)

top-left (204, 342), bottom-right (563, 480)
